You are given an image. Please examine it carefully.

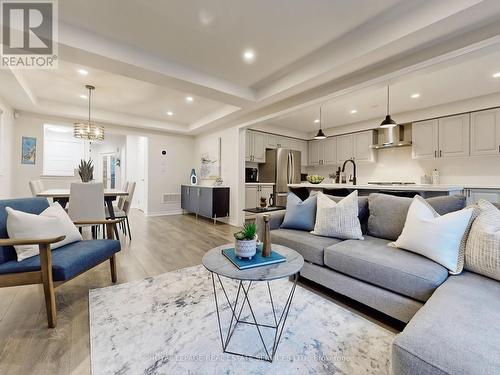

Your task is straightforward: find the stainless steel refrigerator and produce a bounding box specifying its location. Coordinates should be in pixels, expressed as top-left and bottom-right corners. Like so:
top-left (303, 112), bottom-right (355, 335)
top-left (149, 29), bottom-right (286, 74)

top-left (259, 148), bottom-right (301, 207)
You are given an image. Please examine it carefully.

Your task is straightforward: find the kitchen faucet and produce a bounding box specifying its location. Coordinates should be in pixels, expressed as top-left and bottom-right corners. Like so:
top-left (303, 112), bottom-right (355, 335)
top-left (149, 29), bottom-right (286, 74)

top-left (342, 158), bottom-right (357, 185)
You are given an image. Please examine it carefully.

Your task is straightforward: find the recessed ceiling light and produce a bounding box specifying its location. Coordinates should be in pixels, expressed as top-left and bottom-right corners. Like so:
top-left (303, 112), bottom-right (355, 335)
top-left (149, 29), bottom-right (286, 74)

top-left (78, 69), bottom-right (88, 76)
top-left (350, 109), bottom-right (358, 114)
top-left (314, 119), bottom-right (320, 123)
top-left (186, 96), bottom-right (194, 102)
top-left (411, 93), bottom-right (420, 98)
top-left (493, 72), bottom-right (500, 78)
top-left (243, 49), bottom-right (256, 63)
top-left (166, 111), bottom-right (173, 116)
top-left (80, 94), bottom-right (87, 99)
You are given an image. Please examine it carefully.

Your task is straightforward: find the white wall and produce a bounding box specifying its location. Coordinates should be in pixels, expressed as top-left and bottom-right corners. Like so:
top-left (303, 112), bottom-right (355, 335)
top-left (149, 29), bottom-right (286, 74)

top-left (0, 96), bottom-right (14, 198)
top-left (194, 126), bottom-right (245, 226)
top-left (10, 111), bottom-right (195, 216)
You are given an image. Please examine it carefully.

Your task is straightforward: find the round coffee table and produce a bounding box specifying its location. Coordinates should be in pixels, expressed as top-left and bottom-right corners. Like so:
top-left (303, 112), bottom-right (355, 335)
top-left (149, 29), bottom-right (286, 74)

top-left (202, 244), bottom-right (304, 362)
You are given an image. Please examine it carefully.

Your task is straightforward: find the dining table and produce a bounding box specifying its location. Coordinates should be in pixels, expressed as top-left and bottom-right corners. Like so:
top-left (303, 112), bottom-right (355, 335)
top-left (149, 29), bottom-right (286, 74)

top-left (36, 189), bottom-right (129, 219)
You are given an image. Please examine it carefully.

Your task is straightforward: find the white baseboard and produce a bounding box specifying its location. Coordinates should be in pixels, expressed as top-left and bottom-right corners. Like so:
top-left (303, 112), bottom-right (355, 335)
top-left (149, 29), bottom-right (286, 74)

top-left (146, 210), bottom-right (184, 217)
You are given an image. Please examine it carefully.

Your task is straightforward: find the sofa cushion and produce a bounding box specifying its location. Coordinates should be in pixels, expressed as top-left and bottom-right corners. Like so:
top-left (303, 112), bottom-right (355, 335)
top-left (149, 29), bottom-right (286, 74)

top-left (271, 229), bottom-right (341, 266)
top-left (0, 198), bottom-right (50, 264)
top-left (367, 193), bottom-right (466, 241)
top-left (324, 235), bottom-right (448, 302)
top-left (318, 193), bottom-right (369, 233)
top-left (0, 239), bottom-right (120, 281)
top-left (392, 272), bottom-right (500, 375)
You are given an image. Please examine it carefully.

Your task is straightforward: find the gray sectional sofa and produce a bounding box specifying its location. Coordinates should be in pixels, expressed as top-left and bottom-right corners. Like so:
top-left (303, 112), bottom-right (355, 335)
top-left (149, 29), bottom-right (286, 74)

top-left (256, 193), bottom-right (500, 375)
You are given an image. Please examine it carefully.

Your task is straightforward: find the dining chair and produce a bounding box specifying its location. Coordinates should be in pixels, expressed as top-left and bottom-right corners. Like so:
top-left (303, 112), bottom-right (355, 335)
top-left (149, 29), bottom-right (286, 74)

top-left (68, 182), bottom-right (106, 239)
top-left (107, 182), bottom-right (135, 240)
top-left (116, 181), bottom-right (129, 211)
top-left (29, 180), bottom-right (44, 197)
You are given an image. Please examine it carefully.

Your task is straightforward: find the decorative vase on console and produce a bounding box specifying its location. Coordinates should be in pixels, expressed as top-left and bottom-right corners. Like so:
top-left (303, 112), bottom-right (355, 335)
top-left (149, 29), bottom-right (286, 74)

top-left (190, 169), bottom-right (198, 185)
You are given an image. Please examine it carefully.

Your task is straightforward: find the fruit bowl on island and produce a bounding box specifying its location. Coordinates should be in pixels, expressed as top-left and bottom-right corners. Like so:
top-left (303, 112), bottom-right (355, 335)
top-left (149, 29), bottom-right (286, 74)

top-left (306, 175), bottom-right (325, 184)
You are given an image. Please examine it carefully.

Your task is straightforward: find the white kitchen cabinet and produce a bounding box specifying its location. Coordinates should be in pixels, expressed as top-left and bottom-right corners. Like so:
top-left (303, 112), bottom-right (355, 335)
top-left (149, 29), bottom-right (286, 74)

top-left (266, 134), bottom-right (279, 149)
top-left (245, 130), bottom-right (266, 162)
top-left (439, 114), bottom-right (470, 158)
top-left (337, 134), bottom-right (353, 163)
top-left (354, 131), bottom-right (376, 162)
top-left (323, 137), bottom-right (337, 164)
top-left (470, 109), bottom-right (500, 156)
top-left (464, 188), bottom-right (500, 205)
top-left (289, 138), bottom-right (308, 166)
top-left (412, 119), bottom-right (439, 159)
top-left (412, 115), bottom-right (469, 159)
top-left (308, 139), bottom-right (323, 166)
top-left (245, 185), bottom-right (274, 208)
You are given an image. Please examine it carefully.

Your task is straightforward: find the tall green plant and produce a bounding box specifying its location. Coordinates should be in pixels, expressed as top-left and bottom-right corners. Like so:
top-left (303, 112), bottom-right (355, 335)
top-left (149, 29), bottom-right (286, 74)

top-left (78, 158), bottom-right (94, 182)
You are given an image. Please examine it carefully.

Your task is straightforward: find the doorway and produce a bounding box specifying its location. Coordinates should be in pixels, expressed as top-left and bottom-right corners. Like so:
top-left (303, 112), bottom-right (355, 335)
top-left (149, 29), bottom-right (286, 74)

top-left (125, 135), bottom-right (148, 213)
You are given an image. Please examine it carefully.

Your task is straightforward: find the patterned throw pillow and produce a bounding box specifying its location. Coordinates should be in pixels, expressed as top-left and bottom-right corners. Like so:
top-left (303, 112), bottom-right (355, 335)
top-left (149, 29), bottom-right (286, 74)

top-left (465, 200), bottom-right (500, 281)
top-left (311, 191), bottom-right (363, 240)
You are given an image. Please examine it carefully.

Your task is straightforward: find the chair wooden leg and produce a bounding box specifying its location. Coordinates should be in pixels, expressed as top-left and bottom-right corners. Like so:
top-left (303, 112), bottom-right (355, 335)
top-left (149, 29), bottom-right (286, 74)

top-left (110, 254), bottom-right (117, 283)
top-left (126, 216), bottom-right (132, 241)
top-left (39, 244), bottom-right (56, 328)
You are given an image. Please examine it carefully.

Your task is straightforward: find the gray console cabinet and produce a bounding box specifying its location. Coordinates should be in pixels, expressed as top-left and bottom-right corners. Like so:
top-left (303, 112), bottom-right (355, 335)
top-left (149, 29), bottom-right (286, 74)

top-left (181, 185), bottom-right (230, 223)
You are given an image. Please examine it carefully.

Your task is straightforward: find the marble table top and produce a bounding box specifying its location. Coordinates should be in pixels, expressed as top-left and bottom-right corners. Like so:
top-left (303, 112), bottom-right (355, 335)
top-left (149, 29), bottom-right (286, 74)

top-left (202, 244), bottom-right (304, 281)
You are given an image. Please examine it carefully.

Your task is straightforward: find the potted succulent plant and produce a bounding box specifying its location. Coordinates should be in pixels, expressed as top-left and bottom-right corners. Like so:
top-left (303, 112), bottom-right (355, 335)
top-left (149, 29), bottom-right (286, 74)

top-left (78, 158), bottom-right (94, 182)
top-left (234, 223), bottom-right (258, 259)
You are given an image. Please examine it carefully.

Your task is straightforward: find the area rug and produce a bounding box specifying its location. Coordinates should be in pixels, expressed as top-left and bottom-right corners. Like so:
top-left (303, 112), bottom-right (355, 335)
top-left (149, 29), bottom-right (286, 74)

top-left (89, 265), bottom-right (395, 375)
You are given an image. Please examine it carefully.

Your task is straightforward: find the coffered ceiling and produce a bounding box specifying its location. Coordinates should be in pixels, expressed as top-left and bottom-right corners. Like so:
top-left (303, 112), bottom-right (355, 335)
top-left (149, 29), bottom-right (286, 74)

top-left (1, 0), bottom-right (500, 135)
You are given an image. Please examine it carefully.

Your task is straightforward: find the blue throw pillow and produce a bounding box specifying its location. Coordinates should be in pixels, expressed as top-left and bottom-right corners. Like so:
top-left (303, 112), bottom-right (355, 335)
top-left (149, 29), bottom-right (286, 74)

top-left (280, 193), bottom-right (317, 231)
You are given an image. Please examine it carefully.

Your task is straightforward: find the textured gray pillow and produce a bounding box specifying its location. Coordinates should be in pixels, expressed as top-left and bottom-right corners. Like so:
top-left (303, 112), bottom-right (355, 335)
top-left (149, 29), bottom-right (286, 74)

top-left (280, 193), bottom-right (317, 231)
top-left (367, 193), bottom-right (466, 240)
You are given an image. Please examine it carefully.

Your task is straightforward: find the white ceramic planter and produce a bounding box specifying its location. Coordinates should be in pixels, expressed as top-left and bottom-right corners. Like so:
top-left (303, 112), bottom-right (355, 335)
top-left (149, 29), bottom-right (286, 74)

top-left (235, 238), bottom-right (257, 259)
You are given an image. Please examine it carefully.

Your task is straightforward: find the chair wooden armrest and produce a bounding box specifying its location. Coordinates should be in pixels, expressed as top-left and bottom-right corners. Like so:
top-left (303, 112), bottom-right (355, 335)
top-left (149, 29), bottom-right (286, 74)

top-left (0, 235), bottom-right (66, 247)
top-left (73, 218), bottom-right (124, 225)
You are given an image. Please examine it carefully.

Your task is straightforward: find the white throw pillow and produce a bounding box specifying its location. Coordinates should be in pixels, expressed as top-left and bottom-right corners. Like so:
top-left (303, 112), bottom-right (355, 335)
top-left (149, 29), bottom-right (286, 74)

top-left (311, 191), bottom-right (363, 240)
top-left (465, 200), bottom-right (500, 281)
top-left (391, 196), bottom-right (475, 274)
top-left (6, 202), bottom-right (83, 262)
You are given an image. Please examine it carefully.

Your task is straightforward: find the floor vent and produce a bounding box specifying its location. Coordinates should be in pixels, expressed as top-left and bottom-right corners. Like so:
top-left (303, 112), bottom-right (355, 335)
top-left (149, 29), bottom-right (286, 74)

top-left (162, 193), bottom-right (181, 204)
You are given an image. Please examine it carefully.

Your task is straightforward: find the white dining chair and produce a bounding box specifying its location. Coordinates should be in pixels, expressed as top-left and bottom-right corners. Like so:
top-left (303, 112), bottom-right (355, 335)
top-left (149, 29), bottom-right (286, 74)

top-left (68, 182), bottom-right (106, 239)
top-left (116, 181), bottom-right (129, 211)
top-left (107, 182), bottom-right (135, 240)
top-left (29, 180), bottom-right (44, 197)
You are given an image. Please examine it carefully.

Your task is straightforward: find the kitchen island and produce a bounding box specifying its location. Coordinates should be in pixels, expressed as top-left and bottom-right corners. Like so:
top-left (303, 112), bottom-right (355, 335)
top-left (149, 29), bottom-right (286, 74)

top-left (287, 182), bottom-right (464, 198)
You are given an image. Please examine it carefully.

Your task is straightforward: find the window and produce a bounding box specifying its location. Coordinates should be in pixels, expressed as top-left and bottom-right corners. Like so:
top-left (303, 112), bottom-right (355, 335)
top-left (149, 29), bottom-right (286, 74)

top-left (43, 124), bottom-right (86, 176)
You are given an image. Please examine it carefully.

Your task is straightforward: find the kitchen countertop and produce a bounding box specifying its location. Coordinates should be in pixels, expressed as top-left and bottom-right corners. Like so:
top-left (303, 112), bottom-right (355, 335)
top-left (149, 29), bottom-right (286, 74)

top-left (288, 183), bottom-right (464, 192)
top-left (181, 184), bottom-right (230, 188)
top-left (245, 182), bottom-right (275, 186)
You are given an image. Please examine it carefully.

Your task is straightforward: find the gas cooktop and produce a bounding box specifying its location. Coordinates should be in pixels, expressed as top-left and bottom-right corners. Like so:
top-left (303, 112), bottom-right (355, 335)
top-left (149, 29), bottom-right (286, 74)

top-left (367, 182), bottom-right (417, 186)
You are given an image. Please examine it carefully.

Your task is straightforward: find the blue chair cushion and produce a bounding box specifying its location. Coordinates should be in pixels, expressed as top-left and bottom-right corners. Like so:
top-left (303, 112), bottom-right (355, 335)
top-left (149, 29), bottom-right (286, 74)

top-left (0, 239), bottom-right (120, 281)
top-left (0, 198), bottom-right (50, 264)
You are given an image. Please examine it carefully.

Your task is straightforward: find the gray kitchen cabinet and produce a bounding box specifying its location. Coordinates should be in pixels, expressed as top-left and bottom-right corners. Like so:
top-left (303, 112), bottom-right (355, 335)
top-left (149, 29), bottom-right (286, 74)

top-left (412, 114), bottom-right (469, 159)
top-left (245, 130), bottom-right (266, 162)
top-left (181, 185), bottom-right (230, 222)
top-left (470, 109), bottom-right (500, 156)
top-left (464, 188), bottom-right (500, 205)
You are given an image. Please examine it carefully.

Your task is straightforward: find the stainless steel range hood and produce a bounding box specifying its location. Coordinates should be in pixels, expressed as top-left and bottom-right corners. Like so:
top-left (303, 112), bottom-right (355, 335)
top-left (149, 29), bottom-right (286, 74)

top-left (370, 124), bottom-right (412, 149)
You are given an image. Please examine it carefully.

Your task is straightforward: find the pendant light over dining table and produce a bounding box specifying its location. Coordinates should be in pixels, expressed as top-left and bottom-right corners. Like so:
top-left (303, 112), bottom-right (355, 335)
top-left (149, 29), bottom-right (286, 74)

top-left (314, 106), bottom-right (327, 139)
top-left (380, 85), bottom-right (397, 128)
top-left (74, 85), bottom-right (105, 141)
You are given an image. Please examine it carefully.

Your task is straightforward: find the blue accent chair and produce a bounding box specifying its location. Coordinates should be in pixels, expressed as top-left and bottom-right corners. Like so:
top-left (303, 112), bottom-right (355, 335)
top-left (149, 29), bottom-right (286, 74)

top-left (0, 198), bottom-right (123, 328)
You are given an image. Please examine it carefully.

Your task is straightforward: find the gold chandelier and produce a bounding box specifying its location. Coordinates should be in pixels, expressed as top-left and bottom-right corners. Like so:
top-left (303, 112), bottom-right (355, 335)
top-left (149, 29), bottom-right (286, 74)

top-left (74, 85), bottom-right (104, 141)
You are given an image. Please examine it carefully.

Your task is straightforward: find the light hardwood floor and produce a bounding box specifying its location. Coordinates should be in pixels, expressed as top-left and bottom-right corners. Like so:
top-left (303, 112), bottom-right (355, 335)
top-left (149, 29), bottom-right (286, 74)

top-left (0, 210), bottom-right (402, 375)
